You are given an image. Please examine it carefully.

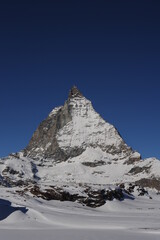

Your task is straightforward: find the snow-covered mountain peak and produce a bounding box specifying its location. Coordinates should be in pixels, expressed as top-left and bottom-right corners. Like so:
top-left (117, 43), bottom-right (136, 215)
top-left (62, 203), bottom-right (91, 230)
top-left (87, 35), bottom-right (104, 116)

top-left (0, 86), bottom-right (160, 208)
top-left (24, 87), bottom-right (136, 161)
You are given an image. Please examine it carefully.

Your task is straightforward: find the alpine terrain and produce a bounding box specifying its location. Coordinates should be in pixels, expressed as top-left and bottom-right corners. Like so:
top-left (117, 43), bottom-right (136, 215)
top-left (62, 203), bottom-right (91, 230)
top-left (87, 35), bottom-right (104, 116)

top-left (0, 86), bottom-right (160, 240)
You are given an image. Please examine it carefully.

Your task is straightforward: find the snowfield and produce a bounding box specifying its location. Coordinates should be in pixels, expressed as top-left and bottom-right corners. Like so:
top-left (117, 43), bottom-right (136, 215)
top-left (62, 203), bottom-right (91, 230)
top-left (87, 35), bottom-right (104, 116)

top-left (0, 188), bottom-right (160, 240)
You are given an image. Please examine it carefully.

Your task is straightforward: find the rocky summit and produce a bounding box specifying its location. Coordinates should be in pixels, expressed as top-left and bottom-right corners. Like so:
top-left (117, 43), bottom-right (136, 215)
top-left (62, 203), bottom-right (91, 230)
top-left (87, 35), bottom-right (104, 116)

top-left (0, 86), bottom-right (160, 207)
top-left (25, 85), bottom-right (136, 161)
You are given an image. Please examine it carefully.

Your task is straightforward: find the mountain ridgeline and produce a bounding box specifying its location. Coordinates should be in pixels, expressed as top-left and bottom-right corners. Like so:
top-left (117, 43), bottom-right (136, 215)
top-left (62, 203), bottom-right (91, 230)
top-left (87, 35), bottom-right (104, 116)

top-left (0, 86), bottom-right (160, 207)
top-left (24, 86), bottom-right (138, 162)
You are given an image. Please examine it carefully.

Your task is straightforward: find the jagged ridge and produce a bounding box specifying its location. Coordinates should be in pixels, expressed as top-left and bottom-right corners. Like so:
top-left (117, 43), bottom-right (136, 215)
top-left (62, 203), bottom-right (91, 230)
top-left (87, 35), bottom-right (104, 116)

top-left (24, 86), bottom-right (137, 162)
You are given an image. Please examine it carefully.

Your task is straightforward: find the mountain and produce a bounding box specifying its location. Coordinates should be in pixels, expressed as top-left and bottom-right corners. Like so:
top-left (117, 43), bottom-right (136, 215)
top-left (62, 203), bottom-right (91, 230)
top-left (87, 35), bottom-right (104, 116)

top-left (0, 86), bottom-right (160, 207)
top-left (25, 86), bottom-right (139, 161)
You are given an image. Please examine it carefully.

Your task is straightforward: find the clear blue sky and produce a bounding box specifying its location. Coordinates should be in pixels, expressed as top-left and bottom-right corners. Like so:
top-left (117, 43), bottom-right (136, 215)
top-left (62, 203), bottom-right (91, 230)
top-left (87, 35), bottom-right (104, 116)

top-left (0, 0), bottom-right (159, 159)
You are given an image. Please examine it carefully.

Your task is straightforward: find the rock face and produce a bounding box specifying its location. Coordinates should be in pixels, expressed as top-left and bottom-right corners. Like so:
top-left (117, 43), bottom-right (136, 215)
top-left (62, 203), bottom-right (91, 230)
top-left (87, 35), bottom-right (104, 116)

top-left (68, 85), bottom-right (83, 98)
top-left (24, 86), bottom-right (137, 162)
top-left (0, 86), bottom-right (160, 207)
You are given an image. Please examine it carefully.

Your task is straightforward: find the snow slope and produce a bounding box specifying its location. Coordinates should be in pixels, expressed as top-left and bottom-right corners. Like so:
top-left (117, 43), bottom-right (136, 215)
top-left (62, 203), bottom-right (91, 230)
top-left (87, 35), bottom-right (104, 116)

top-left (0, 148), bottom-right (159, 190)
top-left (57, 96), bottom-right (123, 150)
top-left (0, 189), bottom-right (160, 240)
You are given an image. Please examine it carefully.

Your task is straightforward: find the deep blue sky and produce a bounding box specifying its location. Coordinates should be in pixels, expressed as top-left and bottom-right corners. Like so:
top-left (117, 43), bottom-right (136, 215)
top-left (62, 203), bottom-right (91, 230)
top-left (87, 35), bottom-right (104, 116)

top-left (0, 0), bottom-right (160, 159)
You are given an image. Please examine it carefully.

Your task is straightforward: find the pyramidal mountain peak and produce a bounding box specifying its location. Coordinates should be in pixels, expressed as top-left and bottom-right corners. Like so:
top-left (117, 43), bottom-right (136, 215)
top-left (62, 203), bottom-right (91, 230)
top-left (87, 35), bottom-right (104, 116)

top-left (0, 87), bottom-right (160, 207)
top-left (24, 86), bottom-right (136, 162)
top-left (68, 85), bottom-right (83, 99)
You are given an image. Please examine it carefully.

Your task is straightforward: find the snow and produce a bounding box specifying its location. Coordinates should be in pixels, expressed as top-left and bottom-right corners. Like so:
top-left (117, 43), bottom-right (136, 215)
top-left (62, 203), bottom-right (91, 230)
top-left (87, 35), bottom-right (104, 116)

top-left (57, 97), bottom-right (124, 153)
top-left (32, 147), bottom-right (160, 187)
top-left (48, 106), bottom-right (62, 117)
top-left (0, 189), bottom-right (160, 239)
top-left (1, 148), bottom-right (160, 190)
top-left (0, 156), bottom-right (33, 181)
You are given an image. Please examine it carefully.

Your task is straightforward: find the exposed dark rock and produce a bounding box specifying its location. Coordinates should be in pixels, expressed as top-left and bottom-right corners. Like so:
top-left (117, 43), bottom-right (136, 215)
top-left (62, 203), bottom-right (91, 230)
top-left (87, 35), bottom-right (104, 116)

top-left (25, 100), bottom-right (72, 160)
top-left (26, 184), bottom-right (136, 208)
top-left (118, 182), bottom-right (151, 198)
top-left (92, 171), bottom-right (105, 175)
top-left (122, 183), bottom-right (151, 197)
top-left (105, 188), bottom-right (124, 201)
top-left (2, 167), bottom-right (19, 175)
top-left (135, 178), bottom-right (160, 191)
top-left (68, 86), bottom-right (83, 99)
top-left (137, 187), bottom-right (148, 196)
top-left (81, 187), bottom-right (134, 208)
top-left (64, 147), bottom-right (85, 159)
top-left (129, 166), bottom-right (151, 175)
top-left (119, 183), bottom-right (125, 189)
top-left (9, 153), bottom-right (20, 159)
top-left (82, 198), bottom-right (106, 208)
top-left (29, 185), bottom-right (84, 202)
top-left (0, 174), bottom-right (10, 187)
top-left (0, 173), bottom-right (37, 188)
top-left (127, 184), bottom-right (136, 193)
top-left (82, 160), bottom-right (106, 167)
top-left (103, 143), bottom-right (133, 156)
top-left (124, 155), bottom-right (141, 165)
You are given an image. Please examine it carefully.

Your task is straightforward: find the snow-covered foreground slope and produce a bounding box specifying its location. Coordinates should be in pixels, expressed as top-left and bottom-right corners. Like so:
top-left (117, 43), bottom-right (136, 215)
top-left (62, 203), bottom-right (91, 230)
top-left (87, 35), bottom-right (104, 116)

top-left (0, 189), bottom-right (160, 240)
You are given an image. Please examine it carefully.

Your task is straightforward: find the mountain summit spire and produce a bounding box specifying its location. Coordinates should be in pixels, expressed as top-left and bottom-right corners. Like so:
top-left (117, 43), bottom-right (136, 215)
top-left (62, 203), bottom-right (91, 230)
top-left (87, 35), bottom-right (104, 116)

top-left (68, 86), bottom-right (83, 99)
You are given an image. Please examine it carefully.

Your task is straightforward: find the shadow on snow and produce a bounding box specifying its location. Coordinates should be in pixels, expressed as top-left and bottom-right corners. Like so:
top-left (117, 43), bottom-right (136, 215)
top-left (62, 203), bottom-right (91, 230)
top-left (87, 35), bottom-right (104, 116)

top-left (0, 199), bottom-right (28, 221)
